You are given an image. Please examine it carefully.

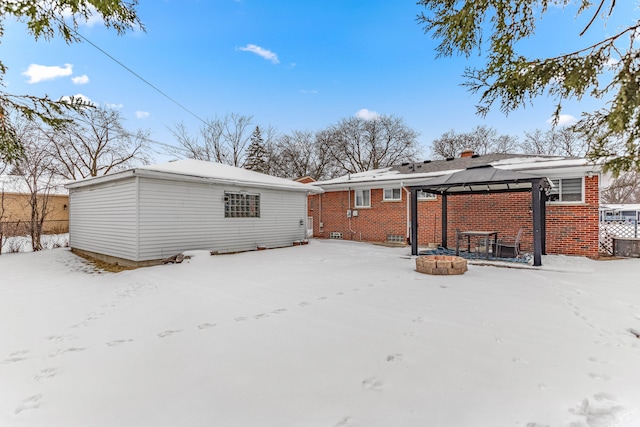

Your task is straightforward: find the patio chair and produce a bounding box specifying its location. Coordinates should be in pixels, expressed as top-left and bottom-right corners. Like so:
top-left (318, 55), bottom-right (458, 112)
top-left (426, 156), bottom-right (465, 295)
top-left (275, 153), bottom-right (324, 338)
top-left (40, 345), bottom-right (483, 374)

top-left (495, 228), bottom-right (523, 258)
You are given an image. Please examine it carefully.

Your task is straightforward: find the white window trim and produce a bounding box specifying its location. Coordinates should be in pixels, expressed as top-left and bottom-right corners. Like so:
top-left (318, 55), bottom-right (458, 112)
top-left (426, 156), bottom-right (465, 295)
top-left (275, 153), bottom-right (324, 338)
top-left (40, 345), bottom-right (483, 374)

top-left (547, 177), bottom-right (585, 204)
top-left (354, 189), bottom-right (371, 208)
top-left (383, 188), bottom-right (402, 201)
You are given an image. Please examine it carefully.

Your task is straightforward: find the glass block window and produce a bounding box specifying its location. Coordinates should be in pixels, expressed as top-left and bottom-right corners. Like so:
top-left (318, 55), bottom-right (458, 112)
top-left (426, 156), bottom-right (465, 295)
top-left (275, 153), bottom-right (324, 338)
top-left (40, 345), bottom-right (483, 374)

top-left (383, 188), bottom-right (402, 201)
top-left (548, 178), bottom-right (583, 203)
top-left (224, 192), bottom-right (260, 218)
top-left (354, 189), bottom-right (370, 208)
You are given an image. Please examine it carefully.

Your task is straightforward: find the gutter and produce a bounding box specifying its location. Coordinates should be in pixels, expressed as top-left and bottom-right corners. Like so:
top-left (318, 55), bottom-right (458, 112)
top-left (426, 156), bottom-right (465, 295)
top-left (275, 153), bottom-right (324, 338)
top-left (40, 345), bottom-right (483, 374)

top-left (65, 168), bottom-right (324, 194)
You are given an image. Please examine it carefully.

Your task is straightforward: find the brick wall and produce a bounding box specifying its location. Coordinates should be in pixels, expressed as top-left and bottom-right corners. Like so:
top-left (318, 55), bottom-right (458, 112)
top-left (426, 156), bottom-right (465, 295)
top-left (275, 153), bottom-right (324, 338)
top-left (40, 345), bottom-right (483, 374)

top-left (308, 175), bottom-right (600, 257)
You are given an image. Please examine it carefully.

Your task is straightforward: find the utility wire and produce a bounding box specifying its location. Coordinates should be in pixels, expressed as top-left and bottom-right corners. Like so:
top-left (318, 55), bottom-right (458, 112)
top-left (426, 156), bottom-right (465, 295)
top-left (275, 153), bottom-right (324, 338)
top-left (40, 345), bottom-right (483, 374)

top-left (60, 19), bottom-right (209, 128)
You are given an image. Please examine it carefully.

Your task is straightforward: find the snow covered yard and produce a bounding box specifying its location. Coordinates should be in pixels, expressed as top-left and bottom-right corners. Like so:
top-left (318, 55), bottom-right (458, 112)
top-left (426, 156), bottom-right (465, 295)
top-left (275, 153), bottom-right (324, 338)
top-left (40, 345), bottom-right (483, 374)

top-left (1, 240), bottom-right (639, 427)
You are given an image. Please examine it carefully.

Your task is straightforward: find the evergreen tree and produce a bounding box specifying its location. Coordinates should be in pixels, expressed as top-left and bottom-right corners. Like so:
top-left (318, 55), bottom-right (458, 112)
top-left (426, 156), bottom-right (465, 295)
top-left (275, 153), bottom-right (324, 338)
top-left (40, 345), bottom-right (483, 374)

top-left (418, 0), bottom-right (640, 175)
top-left (244, 126), bottom-right (269, 174)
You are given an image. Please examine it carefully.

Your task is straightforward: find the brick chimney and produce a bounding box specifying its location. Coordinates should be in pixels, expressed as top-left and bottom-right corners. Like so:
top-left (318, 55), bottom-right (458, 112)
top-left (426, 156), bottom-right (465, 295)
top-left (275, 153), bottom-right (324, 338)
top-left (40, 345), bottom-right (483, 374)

top-left (460, 149), bottom-right (475, 158)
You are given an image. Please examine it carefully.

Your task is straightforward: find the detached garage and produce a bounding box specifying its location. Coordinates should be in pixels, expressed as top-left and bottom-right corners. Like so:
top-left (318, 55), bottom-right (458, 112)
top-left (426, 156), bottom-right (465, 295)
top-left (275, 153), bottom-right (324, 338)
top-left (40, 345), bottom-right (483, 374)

top-left (66, 159), bottom-right (323, 266)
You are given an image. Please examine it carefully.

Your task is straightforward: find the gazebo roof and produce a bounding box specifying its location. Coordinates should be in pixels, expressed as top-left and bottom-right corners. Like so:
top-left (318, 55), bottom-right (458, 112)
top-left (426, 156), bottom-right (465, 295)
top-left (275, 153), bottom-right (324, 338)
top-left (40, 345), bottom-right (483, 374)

top-left (409, 164), bottom-right (551, 195)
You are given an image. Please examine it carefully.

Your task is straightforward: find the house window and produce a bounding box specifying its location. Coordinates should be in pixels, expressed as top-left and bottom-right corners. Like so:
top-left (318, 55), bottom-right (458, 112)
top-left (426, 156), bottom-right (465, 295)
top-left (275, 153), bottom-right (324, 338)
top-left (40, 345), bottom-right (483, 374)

top-left (383, 188), bottom-right (402, 201)
top-left (548, 178), bottom-right (583, 203)
top-left (354, 189), bottom-right (370, 208)
top-left (417, 190), bottom-right (437, 200)
top-left (224, 191), bottom-right (260, 218)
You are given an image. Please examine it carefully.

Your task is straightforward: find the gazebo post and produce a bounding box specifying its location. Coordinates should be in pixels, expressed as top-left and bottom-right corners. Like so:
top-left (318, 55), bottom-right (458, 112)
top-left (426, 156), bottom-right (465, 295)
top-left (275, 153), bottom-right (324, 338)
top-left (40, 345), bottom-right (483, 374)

top-left (532, 180), bottom-right (542, 266)
top-left (540, 189), bottom-right (547, 254)
top-left (441, 193), bottom-right (448, 248)
top-left (410, 188), bottom-right (419, 256)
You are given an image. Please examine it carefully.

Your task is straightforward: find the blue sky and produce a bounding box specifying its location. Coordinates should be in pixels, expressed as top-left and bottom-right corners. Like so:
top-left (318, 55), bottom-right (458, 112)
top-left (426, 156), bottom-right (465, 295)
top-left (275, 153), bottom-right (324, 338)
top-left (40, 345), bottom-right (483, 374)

top-left (3, 0), bottom-right (628, 159)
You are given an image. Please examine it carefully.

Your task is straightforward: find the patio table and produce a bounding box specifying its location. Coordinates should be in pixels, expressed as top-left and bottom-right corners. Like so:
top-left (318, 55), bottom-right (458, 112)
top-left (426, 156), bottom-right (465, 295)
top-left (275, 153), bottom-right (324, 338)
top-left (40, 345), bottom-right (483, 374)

top-left (455, 230), bottom-right (498, 259)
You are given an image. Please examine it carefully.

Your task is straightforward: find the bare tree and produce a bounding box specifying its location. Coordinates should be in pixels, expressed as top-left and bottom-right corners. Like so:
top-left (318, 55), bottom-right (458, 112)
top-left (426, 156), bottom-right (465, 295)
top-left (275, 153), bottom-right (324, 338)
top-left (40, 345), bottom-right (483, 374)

top-left (224, 113), bottom-right (253, 167)
top-left (430, 130), bottom-right (468, 159)
top-left (46, 106), bottom-right (151, 179)
top-left (271, 130), bottom-right (339, 180)
top-left (601, 172), bottom-right (640, 204)
top-left (325, 115), bottom-right (421, 173)
top-left (168, 113), bottom-right (253, 166)
top-left (0, 161), bottom-right (8, 254)
top-left (430, 125), bottom-right (518, 159)
top-left (521, 127), bottom-right (586, 157)
top-left (12, 120), bottom-right (58, 251)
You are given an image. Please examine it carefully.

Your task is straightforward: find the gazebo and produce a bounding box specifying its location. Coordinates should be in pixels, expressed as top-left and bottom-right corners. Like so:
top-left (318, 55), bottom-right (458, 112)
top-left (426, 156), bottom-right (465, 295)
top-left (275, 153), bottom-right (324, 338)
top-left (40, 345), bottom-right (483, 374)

top-left (408, 165), bottom-right (552, 266)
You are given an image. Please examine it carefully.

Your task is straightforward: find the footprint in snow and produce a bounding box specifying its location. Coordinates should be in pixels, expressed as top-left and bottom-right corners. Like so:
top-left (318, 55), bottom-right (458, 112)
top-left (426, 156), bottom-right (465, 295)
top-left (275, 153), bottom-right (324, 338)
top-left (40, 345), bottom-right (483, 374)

top-left (386, 353), bottom-right (403, 362)
top-left (589, 372), bottom-right (611, 381)
top-left (157, 330), bottom-right (181, 338)
top-left (34, 367), bottom-right (58, 381)
top-left (48, 348), bottom-right (85, 358)
top-left (234, 317), bottom-right (249, 322)
top-left (106, 339), bottom-right (133, 346)
top-left (272, 308), bottom-right (287, 315)
top-left (197, 323), bottom-right (216, 329)
top-left (334, 416), bottom-right (352, 426)
top-left (47, 334), bottom-right (77, 343)
top-left (298, 301), bottom-right (311, 307)
top-left (15, 394), bottom-right (42, 415)
top-left (362, 377), bottom-right (384, 391)
top-left (2, 350), bottom-right (29, 364)
top-left (253, 313), bottom-right (269, 319)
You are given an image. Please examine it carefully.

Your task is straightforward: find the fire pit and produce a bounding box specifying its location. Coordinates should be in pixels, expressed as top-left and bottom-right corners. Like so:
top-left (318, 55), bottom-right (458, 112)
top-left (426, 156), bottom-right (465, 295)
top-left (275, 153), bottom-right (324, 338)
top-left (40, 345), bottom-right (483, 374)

top-left (415, 255), bottom-right (467, 275)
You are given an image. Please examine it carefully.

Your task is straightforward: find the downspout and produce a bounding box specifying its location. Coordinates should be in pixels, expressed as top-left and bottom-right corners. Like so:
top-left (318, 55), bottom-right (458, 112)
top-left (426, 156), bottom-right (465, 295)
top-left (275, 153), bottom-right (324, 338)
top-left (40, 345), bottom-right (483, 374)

top-left (402, 183), bottom-right (411, 243)
top-left (318, 192), bottom-right (323, 235)
top-left (347, 187), bottom-right (358, 239)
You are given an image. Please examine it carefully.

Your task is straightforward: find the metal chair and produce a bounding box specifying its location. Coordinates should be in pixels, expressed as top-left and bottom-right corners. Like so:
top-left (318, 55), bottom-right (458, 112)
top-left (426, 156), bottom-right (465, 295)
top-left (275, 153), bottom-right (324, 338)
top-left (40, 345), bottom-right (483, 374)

top-left (495, 228), bottom-right (523, 258)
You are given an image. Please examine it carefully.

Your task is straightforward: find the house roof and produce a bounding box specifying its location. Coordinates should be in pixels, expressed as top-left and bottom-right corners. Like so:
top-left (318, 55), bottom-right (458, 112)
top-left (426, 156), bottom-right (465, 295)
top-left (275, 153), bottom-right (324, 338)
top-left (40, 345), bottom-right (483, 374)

top-left (65, 159), bottom-right (324, 194)
top-left (314, 153), bottom-right (600, 190)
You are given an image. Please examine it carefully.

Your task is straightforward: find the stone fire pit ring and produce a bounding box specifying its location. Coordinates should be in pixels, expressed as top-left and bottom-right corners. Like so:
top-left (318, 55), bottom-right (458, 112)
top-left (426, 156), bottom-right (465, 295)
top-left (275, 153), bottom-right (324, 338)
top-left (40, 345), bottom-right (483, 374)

top-left (416, 255), bottom-right (467, 275)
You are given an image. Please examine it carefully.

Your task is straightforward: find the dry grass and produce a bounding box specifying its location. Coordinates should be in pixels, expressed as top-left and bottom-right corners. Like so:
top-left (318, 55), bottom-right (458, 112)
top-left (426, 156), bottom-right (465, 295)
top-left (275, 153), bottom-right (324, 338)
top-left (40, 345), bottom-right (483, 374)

top-left (72, 251), bottom-right (138, 273)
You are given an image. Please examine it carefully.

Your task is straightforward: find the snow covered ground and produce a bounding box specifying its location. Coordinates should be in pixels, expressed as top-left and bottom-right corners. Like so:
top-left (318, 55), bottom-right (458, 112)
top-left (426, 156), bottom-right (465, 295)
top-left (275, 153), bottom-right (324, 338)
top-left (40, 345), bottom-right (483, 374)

top-left (1, 240), bottom-right (639, 426)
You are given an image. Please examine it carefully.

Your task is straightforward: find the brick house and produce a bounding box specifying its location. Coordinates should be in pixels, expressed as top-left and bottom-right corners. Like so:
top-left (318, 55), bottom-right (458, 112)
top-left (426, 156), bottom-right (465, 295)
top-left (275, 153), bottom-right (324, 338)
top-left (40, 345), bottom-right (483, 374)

top-left (307, 151), bottom-right (602, 258)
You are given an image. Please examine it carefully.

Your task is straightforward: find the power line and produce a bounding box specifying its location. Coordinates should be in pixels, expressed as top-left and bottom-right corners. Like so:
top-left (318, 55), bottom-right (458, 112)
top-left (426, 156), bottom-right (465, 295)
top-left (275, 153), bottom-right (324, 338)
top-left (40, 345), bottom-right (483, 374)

top-left (62, 20), bottom-right (209, 128)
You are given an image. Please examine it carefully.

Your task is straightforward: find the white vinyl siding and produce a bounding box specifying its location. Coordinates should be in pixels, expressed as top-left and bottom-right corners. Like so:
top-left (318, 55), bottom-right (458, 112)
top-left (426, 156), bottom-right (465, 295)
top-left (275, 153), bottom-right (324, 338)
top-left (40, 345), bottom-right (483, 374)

top-left (136, 177), bottom-right (307, 261)
top-left (548, 177), bottom-right (583, 203)
top-left (354, 189), bottom-right (370, 207)
top-left (383, 188), bottom-right (402, 201)
top-left (68, 179), bottom-right (138, 261)
top-left (69, 175), bottom-right (309, 263)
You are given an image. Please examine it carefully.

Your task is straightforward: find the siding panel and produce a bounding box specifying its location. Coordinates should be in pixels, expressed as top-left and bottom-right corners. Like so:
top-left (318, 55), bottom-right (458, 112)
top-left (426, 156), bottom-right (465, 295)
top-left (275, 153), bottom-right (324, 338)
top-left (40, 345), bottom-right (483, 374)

top-left (137, 178), bottom-right (308, 261)
top-left (69, 179), bottom-right (138, 260)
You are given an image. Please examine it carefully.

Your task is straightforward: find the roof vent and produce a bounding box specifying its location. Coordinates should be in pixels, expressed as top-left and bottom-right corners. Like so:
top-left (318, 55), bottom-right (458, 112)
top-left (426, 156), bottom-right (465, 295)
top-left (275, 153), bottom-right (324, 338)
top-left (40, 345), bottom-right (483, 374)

top-left (446, 157), bottom-right (455, 161)
top-left (423, 160), bottom-right (431, 164)
top-left (401, 162), bottom-right (410, 166)
top-left (471, 154), bottom-right (480, 158)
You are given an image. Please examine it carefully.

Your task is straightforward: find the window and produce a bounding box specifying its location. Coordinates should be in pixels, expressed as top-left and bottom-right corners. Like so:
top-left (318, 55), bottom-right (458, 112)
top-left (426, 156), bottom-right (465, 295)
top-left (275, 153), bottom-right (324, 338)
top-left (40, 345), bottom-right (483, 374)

top-left (354, 189), bottom-right (370, 207)
top-left (224, 191), bottom-right (260, 218)
top-left (383, 188), bottom-right (402, 201)
top-left (548, 178), bottom-right (583, 203)
top-left (417, 190), bottom-right (437, 201)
